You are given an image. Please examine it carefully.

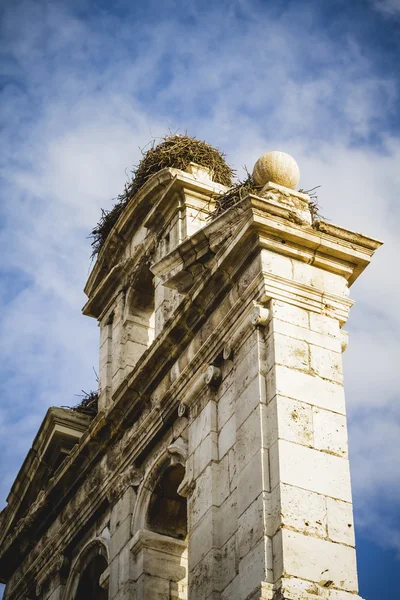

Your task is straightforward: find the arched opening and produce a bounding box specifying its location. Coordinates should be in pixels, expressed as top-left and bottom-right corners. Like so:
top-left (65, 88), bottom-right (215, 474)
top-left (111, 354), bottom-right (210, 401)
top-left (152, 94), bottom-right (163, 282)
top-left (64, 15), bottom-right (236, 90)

top-left (75, 554), bottom-right (108, 600)
top-left (147, 463), bottom-right (187, 540)
top-left (130, 459), bottom-right (188, 599)
top-left (123, 265), bottom-right (155, 372)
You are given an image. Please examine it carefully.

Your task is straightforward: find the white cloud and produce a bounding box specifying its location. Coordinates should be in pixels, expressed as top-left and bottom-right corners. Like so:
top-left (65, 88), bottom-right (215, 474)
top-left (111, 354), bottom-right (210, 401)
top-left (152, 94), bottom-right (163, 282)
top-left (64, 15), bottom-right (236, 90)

top-left (0, 0), bottom-right (399, 562)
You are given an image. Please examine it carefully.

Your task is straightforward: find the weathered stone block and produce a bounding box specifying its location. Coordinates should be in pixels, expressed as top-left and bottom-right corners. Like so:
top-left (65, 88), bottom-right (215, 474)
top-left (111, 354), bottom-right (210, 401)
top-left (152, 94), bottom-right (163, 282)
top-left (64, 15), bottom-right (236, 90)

top-left (189, 465), bottom-right (215, 527)
top-left (221, 575), bottom-right (240, 600)
top-left (109, 557), bottom-right (120, 598)
top-left (268, 364), bottom-right (346, 414)
top-left (327, 497), bottom-right (355, 546)
top-left (110, 487), bottom-right (135, 535)
top-left (310, 344), bottom-right (343, 383)
top-left (271, 300), bottom-right (309, 329)
top-left (237, 448), bottom-right (270, 517)
top-left (271, 483), bottom-right (327, 539)
top-left (313, 407), bottom-right (348, 457)
top-left (309, 312), bottom-right (341, 336)
top-left (236, 493), bottom-right (264, 562)
top-left (218, 490), bottom-right (238, 547)
top-left (235, 373), bottom-right (266, 431)
top-left (269, 395), bottom-right (313, 447)
top-left (261, 249), bottom-right (294, 281)
top-left (266, 332), bottom-right (309, 372)
top-left (110, 514), bottom-right (132, 559)
top-left (217, 382), bottom-right (236, 431)
top-left (291, 261), bottom-right (348, 297)
top-left (189, 507), bottom-right (217, 569)
top-left (193, 431), bottom-right (218, 478)
top-left (218, 414), bottom-right (236, 459)
top-left (238, 537), bottom-right (273, 599)
top-left (189, 401), bottom-right (217, 456)
top-left (218, 535), bottom-right (237, 591)
top-left (236, 405), bottom-right (268, 474)
top-left (271, 317), bottom-right (341, 352)
top-left (270, 440), bottom-right (352, 502)
top-left (274, 528), bottom-right (358, 592)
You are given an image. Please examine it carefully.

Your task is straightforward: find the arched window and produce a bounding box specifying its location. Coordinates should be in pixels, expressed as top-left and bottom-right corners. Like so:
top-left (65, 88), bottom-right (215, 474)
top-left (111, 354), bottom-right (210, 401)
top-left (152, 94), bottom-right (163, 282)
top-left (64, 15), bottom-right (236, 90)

top-left (75, 554), bottom-right (108, 600)
top-left (131, 445), bottom-right (188, 599)
top-left (63, 537), bottom-right (109, 600)
top-left (147, 463), bottom-right (187, 540)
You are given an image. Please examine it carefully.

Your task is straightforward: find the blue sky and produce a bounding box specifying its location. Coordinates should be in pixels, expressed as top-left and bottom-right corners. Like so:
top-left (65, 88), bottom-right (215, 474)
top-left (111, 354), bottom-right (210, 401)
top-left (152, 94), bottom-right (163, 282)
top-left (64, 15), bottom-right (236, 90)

top-left (1, 0), bottom-right (399, 597)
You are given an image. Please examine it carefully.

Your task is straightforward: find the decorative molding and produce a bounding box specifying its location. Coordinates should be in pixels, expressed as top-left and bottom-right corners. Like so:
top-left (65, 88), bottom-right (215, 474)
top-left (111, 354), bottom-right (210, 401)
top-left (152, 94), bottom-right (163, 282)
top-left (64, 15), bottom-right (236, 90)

top-left (222, 342), bottom-right (233, 360)
top-left (177, 402), bottom-right (186, 417)
top-left (130, 528), bottom-right (187, 558)
top-left (205, 365), bottom-right (222, 388)
top-left (261, 271), bottom-right (353, 325)
top-left (107, 465), bottom-right (143, 504)
top-left (167, 438), bottom-right (188, 466)
top-left (251, 305), bottom-right (271, 327)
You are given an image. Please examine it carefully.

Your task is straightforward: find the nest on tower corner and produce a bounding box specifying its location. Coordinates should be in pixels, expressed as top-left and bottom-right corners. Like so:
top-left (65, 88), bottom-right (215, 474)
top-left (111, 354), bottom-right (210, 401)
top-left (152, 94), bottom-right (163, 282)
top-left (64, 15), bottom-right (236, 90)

top-left (62, 390), bottom-right (99, 417)
top-left (212, 177), bottom-right (323, 228)
top-left (90, 134), bottom-right (235, 257)
top-left (211, 174), bottom-right (263, 218)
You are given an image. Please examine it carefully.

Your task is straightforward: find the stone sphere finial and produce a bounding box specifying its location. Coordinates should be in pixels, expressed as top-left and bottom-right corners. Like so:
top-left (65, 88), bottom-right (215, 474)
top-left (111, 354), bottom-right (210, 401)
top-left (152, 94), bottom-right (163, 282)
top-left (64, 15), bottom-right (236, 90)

top-left (252, 151), bottom-right (300, 189)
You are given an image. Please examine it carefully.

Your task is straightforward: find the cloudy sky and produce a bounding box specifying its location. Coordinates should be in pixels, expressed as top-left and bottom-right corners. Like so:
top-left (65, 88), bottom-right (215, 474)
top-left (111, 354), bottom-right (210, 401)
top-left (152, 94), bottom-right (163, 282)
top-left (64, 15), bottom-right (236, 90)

top-left (0, 0), bottom-right (399, 597)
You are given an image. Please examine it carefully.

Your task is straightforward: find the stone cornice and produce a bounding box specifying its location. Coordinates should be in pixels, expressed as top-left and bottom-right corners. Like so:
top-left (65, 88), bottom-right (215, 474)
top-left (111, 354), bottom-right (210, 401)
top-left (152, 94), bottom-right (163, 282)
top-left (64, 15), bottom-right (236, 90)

top-left (0, 409), bottom-right (92, 550)
top-left (260, 272), bottom-right (353, 325)
top-left (153, 195), bottom-right (382, 292)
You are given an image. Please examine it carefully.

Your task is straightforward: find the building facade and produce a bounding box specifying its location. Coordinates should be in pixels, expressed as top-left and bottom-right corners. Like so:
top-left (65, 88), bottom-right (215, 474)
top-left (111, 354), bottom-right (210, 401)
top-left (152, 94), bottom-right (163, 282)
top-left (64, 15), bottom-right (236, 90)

top-left (0, 153), bottom-right (381, 600)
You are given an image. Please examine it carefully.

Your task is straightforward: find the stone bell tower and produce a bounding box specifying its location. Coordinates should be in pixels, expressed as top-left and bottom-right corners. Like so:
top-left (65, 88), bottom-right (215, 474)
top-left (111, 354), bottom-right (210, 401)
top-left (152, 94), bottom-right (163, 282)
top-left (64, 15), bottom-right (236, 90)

top-left (0, 146), bottom-right (381, 600)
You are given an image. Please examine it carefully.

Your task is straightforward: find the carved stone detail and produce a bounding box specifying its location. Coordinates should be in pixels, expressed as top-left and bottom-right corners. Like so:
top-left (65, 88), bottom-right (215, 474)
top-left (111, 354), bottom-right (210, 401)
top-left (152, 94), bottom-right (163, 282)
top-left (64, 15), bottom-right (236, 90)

top-left (251, 305), bottom-right (270, 327)
top-left (222, 342), bottom-right (233, 360)
top-left (107, 465), bottom-right (143, 504)
top-left (168, 438), bottom-right (188, 466)
top-left (205, 365), bottom-right (222, 388)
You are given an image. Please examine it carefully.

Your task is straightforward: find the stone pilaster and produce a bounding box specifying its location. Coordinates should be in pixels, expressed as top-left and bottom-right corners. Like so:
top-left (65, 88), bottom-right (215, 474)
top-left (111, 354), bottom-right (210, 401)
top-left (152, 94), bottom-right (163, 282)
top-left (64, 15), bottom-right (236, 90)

top-left (265, 300), bottom-right (358, 599)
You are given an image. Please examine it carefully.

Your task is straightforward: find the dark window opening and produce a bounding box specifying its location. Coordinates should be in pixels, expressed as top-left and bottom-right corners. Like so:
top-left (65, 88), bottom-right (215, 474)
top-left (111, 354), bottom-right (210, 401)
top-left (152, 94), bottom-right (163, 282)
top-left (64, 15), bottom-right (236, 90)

top-left (75, 555), bottom-right (108, 600)
top-left (147, 464), bottom-right (187, 540)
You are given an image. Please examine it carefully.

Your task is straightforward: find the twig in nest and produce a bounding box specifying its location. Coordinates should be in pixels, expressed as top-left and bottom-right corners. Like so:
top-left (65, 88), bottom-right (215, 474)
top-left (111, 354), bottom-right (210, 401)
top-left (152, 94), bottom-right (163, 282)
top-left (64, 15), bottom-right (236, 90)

top-left (211, 173), bottom-right (263, 219)
top-left (299, 185), bottom-right (324, 225)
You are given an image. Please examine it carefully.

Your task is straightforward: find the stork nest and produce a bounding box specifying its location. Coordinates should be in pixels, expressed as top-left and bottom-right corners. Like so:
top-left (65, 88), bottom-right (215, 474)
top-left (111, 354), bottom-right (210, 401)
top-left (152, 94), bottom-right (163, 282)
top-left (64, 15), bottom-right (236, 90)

top-left (90, 134), bottom-right (234, 256)
top-left (212, 174), bottom-right (263, 218)
top-left (63, 390), bottom-right (99, 417)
